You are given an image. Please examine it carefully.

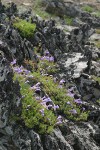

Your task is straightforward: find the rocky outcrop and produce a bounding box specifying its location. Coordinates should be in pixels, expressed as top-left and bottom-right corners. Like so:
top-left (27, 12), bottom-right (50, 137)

top-left (0, 1), bottom-right (100, 150)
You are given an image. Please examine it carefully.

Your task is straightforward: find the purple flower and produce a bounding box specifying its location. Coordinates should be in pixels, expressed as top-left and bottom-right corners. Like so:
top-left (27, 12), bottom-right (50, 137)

top-left (42, 97), bottom-right (52, 103)
top-left (45, 50), bottom-right (50, 55)
top-left (35, 96), bottom-right (40, 100)
top-left (56, 120), bottom-right (62, 125)
top-left (45, 56), bottom-right (50, 61)
top-left (13, 67), bottom-right (23, 74)
top-left (56, 115), bottom-right (63, 125)
top-left (70, 109), bottom-right (77, 114)
top-left (67, 101), bottom-right (71, 105)
top-left (35, 88), bottom-right (41, 92)
top-left (24, 69), bottom-right (30, 75)
top-left (59, 79), bottom-right (65, 85)
top-left (11, 59), bottom-right (16, 65)
top-left (25, 80), bottom-right (29, 84)
top-left (40, 109), bottom-right (44, 116)
top-left (67, 92), bottom-right (74, 98)
top-left (57, 115), bottom-right (62, 120)
top-left (74, 99), bottom-right (83, 104)
top-left (35, 82), bottom-right (41, 87)
top-left (47, 104), bottom-right (53, 109)
top-left (53, 105), bottom-right (59, 111)
top-left (49, 56), bottom-right (54, 62)
top-left (58, 85), bottom-right (63, 88)
top-left (28, 75), bottom-right (34, 78)
top-left (82, 107), bottom-right (85, 111)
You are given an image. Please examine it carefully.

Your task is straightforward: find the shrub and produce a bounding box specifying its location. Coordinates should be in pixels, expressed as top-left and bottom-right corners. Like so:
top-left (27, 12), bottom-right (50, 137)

top-left (32, 72), bottom-right (88, 121)
top-left (13, 19), bottom-right (36, 39)
top-left (13, 73), bottom-right (57, 134)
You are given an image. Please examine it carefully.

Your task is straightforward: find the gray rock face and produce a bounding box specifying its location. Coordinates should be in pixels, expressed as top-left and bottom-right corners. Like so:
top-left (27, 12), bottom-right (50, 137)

top-left (0, 1), bottom-right (100, 150)
top-left (43, 0), bottom-right (81, 17)
top-left (29, 130), bottom-right (43, 150)
top-left (42, 129), bottom-right (74, 150)
top-left (62, 52), bottom-right (88, 78)
top-left (0, 51), bottom-right (21, 128)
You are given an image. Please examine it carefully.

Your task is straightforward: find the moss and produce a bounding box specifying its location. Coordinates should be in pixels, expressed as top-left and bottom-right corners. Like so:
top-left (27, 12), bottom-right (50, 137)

top-left (82, 5), bottom-right (94, 13)
top-left (13, 19), bottom-right (36, 39)
top-left (92, 76), bottom-right (100, 83)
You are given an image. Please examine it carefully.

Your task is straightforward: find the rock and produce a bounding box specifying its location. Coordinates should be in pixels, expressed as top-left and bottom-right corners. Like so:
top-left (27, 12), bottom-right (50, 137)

top-left (75, 75), bottom-right (100, 101)
top-left (0, 1), bottom-right (100, 150)
top-left (12, 126), bottom-right (31, 150)
top-left (61, 52), bottom-right (88, 78)
top-left (90, 33), bottom-right (100, 41)
top-left (43, 0), bottom-right (81, 17)
top-left (0, 51), bottom-right (21, 128)
top-left (81, 12), bottom-right (100, 28)
top-left (42, 128), bottom-right (73, 150)
top-left (29, 130), bottom-right (43, 150)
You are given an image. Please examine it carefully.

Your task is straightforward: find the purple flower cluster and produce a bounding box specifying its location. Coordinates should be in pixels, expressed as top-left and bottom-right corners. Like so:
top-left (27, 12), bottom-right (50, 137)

top-left (13, 65), bottom-right (31, 75)
top-left (39, 109), bottom-right (44, 116)
top-left (30, 82), bottom-right (41, 92)
top-left (67, 87), bottom-right (75, 98)
top-left (67, 86), bottom-right (86, 115)
top-left (11, 59), bottom-right (16, 65)
top-left (56, 115), bottom-right (63, 125)
top-left (70, 109), bottom-right (77, 115)
top-left (74, 99), bottom-right (83, 104)
top-left (40, 50), bottom-right (54, 62)
top-left (41, 96), bottom-right (59, 111)
top-left (41, 56), bottom-right (54, 62)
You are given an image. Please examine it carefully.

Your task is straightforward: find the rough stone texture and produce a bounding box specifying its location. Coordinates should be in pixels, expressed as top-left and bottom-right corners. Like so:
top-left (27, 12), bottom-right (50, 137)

top-left (43, 0), bottom-right (81, 17)
top-left (0, 51), bottom-right (21, 128)
top-left (0, 1), bottom-right (100, 150)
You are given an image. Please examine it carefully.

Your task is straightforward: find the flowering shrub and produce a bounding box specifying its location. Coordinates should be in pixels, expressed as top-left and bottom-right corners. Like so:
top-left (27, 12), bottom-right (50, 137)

top-left (13, 72), bottom-right (57, 134)
top-left (11, 54), bottom-right (89, 134)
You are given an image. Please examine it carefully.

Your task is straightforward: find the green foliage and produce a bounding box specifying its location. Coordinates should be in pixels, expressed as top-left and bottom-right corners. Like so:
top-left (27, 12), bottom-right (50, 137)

top-left (14, 73), bottom-right (57, 134)
top-left (13, 19), bottom-right (36, 39)
top-left (31, 72), bottom-right (88, 121)
top-left (12, 53), bottom-right (89, 134)
top-left (82, 5), bottom-right (94, 13)
top-left (97, 99), bottom-right (100, 105)
top-left (33, 0), bottom-right (56, 19)
top-left (38, 60), bottom-right (59, 75)
top-left (92, 76), bottom-right (100, 83)
top-left (64, 15), bottom-right (73, 26)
